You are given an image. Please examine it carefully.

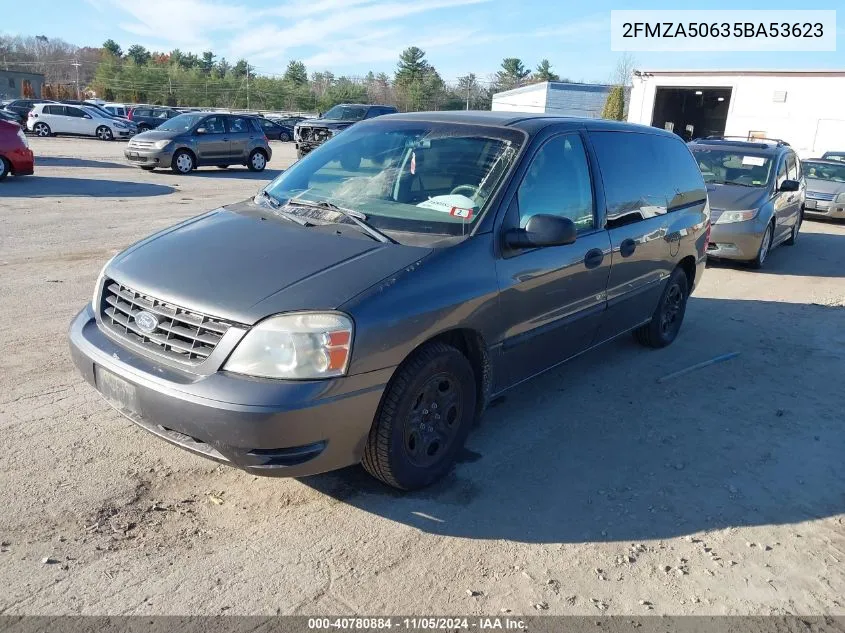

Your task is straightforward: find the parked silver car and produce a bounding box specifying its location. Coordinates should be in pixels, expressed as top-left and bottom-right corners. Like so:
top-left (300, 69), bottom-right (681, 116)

top-left (125, 112), bottom-right (272, 174)
top-left (688, 137), bottom-right (803, 268)
top-left (802, 159), bottom-right (845, 220)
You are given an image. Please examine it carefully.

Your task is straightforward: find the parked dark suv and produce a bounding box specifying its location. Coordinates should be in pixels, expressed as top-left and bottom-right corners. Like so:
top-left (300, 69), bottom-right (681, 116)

top-left (294, 103), bottom-right (397, 159)
top-left (688, 136), bottom-right (803, 268)
top-left (124, 111), bottom-right (272, 173)
top-left (69, 112), bottom-right (708, 490)
top-left (3, 99), bottom-right (55, 125)
top-left (128, 106), bottom-right (179, 132)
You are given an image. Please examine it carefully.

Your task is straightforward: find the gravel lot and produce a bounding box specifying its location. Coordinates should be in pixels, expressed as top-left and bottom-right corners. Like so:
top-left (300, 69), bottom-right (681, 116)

top-left (1, 136), bottom-right (843, 616)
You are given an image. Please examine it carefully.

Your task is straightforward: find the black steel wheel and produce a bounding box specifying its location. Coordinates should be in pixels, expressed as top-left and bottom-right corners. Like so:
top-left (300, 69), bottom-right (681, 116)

top-left (363, 341), bottom-right (476, 490)
top-left (633, 266), bottom-right (690, 348)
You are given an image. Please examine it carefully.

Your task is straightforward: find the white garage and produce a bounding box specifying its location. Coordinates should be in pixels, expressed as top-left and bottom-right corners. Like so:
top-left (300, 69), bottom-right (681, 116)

top-left (627, 69), bottom-right (845, 158)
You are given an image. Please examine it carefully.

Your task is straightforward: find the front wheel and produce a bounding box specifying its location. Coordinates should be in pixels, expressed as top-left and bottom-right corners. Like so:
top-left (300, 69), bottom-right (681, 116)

top-left (171, 149), bottom-right (195, 174)
top-left (633, 267), bottom-right (690, 349)
top-left (247, 149), bottom-right (267, 172)
top-left (363, 342), bottom-right (477, 490)
top-left (137, 124), bottom-right (150, 133)
top-left (749, 223), bottom-right (773, 269)
top-left (96, 126), bottom-right (113, 141)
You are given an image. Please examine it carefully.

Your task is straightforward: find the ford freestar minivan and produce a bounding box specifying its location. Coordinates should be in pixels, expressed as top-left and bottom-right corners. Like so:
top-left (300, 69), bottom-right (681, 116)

top-left (69, 112), bottom-right (710, 490)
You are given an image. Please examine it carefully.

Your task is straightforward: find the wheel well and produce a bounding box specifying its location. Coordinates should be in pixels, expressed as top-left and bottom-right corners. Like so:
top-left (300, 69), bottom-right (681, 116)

top-left (678, 255), bottom-right (696, 290)
top-left (251, 147), bottom-right (268, 157)
top-left (427, 329), bottom-right (492, 420)
top-left (174, 147), bottom-right (196, 162)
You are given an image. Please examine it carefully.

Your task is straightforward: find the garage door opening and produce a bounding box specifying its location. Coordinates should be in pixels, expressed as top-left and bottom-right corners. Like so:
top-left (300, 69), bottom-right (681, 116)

top-left (651, 87), bottom-right (732, 142)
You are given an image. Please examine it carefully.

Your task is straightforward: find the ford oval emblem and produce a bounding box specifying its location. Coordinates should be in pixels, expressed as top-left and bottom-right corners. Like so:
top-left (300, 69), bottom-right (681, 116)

top-left (134, 310), bottom-right (159, 334)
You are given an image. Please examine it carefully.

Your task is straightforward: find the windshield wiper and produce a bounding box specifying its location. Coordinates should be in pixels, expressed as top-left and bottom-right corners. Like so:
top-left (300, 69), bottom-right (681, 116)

top-left (254, 190), bottom-right (311, 226)
top-left (286, 198), bottom-right (394, 243)
top-left (711, 180), bottom-right (758, 188)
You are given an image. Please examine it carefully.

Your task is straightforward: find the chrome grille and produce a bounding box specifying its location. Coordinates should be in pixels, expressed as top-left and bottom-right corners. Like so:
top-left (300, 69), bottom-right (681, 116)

top-left (99, 280), bottom-right (232, 364)
top-left (127, 139), bottom-right (155, 149)
top-left (807, 191), bottom-right (835, 201)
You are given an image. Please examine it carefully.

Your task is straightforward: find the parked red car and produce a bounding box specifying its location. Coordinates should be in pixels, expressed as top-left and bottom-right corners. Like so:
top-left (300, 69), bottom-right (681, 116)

top-left (0, 119), bottom-right (34, 180)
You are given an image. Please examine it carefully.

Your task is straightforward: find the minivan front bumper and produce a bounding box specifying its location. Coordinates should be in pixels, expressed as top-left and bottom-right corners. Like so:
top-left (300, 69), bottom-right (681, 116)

top-left (706, 218), bottom-right (768, 261)
top-left (68, 304), bottom-right (391, 477)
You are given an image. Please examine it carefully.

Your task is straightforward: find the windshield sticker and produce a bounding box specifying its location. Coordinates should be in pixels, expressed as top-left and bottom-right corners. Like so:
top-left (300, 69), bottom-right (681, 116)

top-left (416, 194), bottom-right (477, 215)
top-left (742, 156), bottom-right (766, 166)
top-left (450, 207), bottom-right (473, 219)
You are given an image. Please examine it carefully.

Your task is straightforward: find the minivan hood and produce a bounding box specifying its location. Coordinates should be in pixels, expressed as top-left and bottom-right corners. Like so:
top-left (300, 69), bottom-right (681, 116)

top-left (107, 200), bottom-right (431, 324)
top-left (706, 183), bottom-right (769, 211)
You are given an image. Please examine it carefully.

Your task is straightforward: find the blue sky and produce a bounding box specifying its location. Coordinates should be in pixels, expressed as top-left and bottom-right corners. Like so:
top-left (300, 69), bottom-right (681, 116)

top-left (2, 0), bottom-right (843, 83)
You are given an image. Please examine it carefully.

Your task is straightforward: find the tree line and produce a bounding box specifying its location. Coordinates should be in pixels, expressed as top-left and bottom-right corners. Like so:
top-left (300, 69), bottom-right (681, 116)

top-left (2, 34), bottom-right (629, 118)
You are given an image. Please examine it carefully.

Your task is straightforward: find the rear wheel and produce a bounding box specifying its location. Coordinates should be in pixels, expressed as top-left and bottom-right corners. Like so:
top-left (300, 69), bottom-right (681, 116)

top-left (33, 122), bottom-right (51, 137)
top-left (279, 132), bottom-right (290, 142)
top-left (0, 157), bottom-right (9, 180)
top-left (96, 126), bottom-right (113, 141)
top-left (171, 149), bottom-right (195, 174)
top-left (633, 267), bottom-right (689, 349)
top-left (247, 149), bottom-right (267, 172)
top-left (137, 124), bottom-right (150, 132)
top-left (363, 342), bottom-right (476, 490)
top-left (749, 223), bottom-right (773, 269)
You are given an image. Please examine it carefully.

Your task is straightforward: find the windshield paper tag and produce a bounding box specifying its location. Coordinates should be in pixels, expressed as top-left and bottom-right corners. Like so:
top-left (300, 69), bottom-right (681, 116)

top-left (742, 156), bottom-right (766, 166)
top-left (450, 207), bottom-right (473, 219)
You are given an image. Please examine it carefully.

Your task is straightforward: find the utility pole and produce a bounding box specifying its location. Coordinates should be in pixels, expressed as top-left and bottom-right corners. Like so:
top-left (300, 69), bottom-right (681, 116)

top-left (246, 61), bottom-right (250, 110)
top-left (71, 60), bottom-right (81, 100)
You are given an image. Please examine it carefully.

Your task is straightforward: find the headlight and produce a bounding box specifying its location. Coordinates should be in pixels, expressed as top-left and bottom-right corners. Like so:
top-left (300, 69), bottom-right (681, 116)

top-left (716, 209), bottom-right (759, 224)
top-left (16, 127), bottom-right (28, 148)
top-left (153, 139), bottom-right (172, 149)
top-left (92, 254), bottom-right (117, 309)
top-left (224, 312), bottom-right (353, 379)
top-left (835, 192), bottom-right (845, 203)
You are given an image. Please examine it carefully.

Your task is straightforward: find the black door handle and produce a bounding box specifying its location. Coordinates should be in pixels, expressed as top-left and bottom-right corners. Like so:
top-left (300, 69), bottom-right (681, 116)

top-left (619, 238), bottom-right (636, 257)
top-left (584, 248), bottom-right (604, 269)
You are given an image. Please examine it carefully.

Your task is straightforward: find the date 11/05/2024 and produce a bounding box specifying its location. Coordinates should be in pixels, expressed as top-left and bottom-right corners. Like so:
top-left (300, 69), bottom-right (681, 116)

top-left (308, 617), bottom-right (528, 630)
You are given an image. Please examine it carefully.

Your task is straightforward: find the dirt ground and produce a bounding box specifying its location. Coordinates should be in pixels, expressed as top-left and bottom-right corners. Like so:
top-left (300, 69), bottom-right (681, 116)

top-left (0, 136), bottom-right (843, 616)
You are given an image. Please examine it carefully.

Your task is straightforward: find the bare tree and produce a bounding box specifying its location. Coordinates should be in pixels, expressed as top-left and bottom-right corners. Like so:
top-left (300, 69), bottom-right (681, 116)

top-left (612, 53), bottom-right (636, 86)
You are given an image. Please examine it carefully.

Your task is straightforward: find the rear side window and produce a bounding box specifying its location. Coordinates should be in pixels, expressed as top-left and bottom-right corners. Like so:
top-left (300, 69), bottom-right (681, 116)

top-left (228, 116), bottom-right (251, 133)
top-left (589, 131), bottom-right (706, 227)
top-left (66, 107), bottom-right (86, 118)
top-left (43, 105), bottom-right (63, 115)
top-left (134, 108), bottom-right (151, 117)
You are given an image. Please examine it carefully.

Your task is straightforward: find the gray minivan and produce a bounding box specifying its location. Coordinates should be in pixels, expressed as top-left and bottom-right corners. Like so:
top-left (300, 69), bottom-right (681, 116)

top-left (125, 112), bottom-right (272, 173)
top-left (70, 112), bottom-right (709, 490)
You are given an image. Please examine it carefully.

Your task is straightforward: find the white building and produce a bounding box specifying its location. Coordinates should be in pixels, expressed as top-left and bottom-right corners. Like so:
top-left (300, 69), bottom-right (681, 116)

top-left (627, 69), bottom-right (845, 158)
top-left (492, 81), bottom-right (622, 118)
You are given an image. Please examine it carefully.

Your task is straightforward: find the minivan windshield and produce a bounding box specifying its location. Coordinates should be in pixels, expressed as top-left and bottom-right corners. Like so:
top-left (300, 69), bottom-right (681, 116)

top-left (322, 105), bottom-right (367, 121)
top-left (804, 161), bottom-right (845, 182)
top-left (156, 113), bottom-right (205, 132)
top-left (691, 147), bottom-right (774, 187)
top-left (263, 121), bottom-right (523, 240)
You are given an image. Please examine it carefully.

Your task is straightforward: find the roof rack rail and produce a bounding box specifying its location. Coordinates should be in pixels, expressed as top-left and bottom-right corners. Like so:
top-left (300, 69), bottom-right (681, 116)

top-left (700, 135), bottom-right (790, 147)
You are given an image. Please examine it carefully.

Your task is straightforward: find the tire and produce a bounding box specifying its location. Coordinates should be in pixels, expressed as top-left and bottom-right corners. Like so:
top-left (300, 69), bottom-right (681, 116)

top-left (171, 149), bottom-right (195, 174)
top-left (138, 124), bottom-right (150, 133)
top-left (279, 132), bottom-right (290, 142)
top-left (96, 126), bottom-right (113, 141)
top-left (247, 149), bottom-right (267, 172)
top-left (785, 208), bottom-right (802, 246)
top-left (216, 165), bottom-right (230, 169)
top-left (362, 341), bottom-right (477, 490)
top-left (33, 122), bottom-right (51, 137)
top-left (748, 222), bottom-right (773, 269)
top-left (340, 152), bottom-right (361, 171)
top-left (0, 157), bottom-right (9, 180)
top-left (633, 267), bottom-right (690, 349)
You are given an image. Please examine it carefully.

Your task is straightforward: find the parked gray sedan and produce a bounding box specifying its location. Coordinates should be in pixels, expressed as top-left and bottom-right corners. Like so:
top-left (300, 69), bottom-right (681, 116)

top-left (71, 112), bottom-right (709, 490)
top-left (125, 112), bottom-right (272, 174)
top-left (802, 159), bottom-right (845, 220)
top-left (689, 137), bottom-right (803, 268)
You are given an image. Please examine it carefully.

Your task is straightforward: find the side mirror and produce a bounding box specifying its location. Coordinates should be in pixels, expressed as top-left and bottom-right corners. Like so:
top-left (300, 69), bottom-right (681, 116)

top-left (83, 114), bottom-right (92, 119)
top-left (779, 179), bottom-right (800, 192)
top-left (196, 127), bottom-right (207, 135)
top-left (505, 214), bottom-right (577, 249)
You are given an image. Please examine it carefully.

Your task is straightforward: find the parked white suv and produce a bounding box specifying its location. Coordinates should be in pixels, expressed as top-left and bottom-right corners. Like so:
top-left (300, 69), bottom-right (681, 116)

top-left (27, 104), bottom-right (134, 141)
